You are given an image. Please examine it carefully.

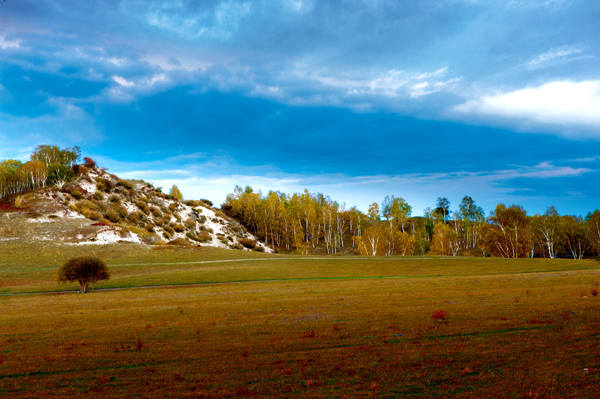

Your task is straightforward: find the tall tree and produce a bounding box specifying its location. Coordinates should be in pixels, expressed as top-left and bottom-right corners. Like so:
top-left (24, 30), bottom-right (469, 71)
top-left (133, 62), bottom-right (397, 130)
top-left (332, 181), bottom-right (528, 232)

top-left (431, 223), bottom-right (459, 256)
top-left (483, 204), bottom-right (530, 258)
top-left (435, 197), bottom-right (451, 223)
top-left (170, 185), bottom-right (183, 201)
top-left (367, 202), bottom-right (380, 221)
top-left (530, 206), bottom-right (561, 259)
top-left (587, 210), bottom-right (600, 256)
top-left (561, 215), bottom-right (589, 259)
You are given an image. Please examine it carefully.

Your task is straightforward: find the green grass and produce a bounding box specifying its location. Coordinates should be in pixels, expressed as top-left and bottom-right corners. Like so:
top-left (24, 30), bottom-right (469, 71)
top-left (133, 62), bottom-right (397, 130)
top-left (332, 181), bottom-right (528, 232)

top-left (1, 242), bottom-right (599, 294)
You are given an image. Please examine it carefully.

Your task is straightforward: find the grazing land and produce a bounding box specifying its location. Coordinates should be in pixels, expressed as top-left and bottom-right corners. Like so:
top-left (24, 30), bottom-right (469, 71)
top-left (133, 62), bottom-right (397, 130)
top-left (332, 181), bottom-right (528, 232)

top-left (1, 243), bottom-right (600, 398)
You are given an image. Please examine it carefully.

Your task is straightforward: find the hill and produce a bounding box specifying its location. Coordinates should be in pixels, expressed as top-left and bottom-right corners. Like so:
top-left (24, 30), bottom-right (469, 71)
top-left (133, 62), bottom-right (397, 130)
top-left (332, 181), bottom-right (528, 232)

top-left (0, 165), bottom-right (270, 251)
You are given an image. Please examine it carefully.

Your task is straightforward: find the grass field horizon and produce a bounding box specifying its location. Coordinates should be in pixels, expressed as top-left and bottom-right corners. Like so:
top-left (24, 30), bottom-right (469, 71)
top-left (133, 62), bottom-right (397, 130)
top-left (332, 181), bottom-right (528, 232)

top-left (2, 243), bottom-right (600, 397)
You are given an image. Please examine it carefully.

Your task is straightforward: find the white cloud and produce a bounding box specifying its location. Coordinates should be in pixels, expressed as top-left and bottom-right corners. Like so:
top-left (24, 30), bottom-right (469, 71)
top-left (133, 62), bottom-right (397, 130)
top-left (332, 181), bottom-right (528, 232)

top-left (106, 57), bottom-right (127, 66)
top-left (453, 80), bottom-right (600, 136)
top-left (526, 46), bottom-right (586, 69)
top-left (570, 155), bottom-right (600, 163)
top-left (112, 75), bottom-right (135, 87)
top-left (0, 35), bottom-right (21, 50)
top-left (302, 66), bottom-right (461, 100)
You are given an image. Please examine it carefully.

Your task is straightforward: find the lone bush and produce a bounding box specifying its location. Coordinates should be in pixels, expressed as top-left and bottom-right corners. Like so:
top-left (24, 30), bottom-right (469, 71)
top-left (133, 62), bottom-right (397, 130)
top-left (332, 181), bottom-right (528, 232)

top-left (58, 257), bottom-right (109, 293)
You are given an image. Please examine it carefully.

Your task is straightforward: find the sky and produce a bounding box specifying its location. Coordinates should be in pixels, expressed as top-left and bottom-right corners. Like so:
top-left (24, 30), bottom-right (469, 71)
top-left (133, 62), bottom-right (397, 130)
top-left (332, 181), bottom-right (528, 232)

top-left (1, 0), bottom-right (599, 217)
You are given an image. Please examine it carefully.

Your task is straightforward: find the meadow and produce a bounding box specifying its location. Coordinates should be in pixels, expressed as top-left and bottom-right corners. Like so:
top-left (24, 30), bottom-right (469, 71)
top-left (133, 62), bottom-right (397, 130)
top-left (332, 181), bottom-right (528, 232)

top-left (1, 242), bottom-right (600, 397)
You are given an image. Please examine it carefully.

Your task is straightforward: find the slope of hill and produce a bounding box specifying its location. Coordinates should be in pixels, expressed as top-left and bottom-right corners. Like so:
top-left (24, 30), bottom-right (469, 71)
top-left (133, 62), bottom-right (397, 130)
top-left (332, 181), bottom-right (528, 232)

top-left (0, 166), bottom-right (270, 252)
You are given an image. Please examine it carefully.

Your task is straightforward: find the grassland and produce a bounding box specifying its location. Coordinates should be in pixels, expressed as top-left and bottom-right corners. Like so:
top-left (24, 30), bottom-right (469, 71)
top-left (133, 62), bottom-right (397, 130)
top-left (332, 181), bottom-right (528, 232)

top-left (1, 242), bottom-right (600, 397)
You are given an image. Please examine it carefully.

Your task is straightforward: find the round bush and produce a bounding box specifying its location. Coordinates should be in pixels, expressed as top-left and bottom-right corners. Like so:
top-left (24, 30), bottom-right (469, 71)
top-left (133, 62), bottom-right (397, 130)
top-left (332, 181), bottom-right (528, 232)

top-left (57, 257), bottom-right (109, 293)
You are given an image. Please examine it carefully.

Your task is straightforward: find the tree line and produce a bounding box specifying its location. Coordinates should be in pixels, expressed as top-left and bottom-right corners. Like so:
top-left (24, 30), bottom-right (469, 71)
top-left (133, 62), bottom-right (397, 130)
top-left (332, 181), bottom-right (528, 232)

top-left (223, 186), bottom-right (600, 259)
top-left (0, 145), bottom-right (80, 198)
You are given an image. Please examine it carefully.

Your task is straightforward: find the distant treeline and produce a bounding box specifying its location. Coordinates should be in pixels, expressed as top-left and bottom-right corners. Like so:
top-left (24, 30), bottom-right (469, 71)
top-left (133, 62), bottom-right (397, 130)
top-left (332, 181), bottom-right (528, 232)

top-left (222, 186), bottom-right (600, 259)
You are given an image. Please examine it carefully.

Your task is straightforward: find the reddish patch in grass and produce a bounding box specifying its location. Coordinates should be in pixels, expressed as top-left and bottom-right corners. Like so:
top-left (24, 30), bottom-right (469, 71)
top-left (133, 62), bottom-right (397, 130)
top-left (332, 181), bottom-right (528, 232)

top-left (136, 338), bottom-right (144, 351)
top-left (242, 349), bottom-right (249, 358)
top-left (90, 386), bottom-right (104, 394)
top-left (592, 288), bottom-right (598, 297)
top-left (432, 310), bottom-right (448, 321)
top-left (332, 324), bottom-right (341, 331)
top-left (91, 222), bottom-right (108, 226)
top-left (236, 386), bottom-right (259, 396)
top-left (527, 319), bottom-right (553, 325)
top-left (302, 330), bottom-right (316, 338)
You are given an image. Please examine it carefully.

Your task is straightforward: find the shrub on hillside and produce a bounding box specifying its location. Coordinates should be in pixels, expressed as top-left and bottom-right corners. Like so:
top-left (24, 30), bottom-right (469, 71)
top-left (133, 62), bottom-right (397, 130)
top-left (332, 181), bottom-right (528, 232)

top-left (150, 206), bottom-right (162, 218)
top-left (83, 157), bottom-right (97, 168)
top-left (109, 194), bottom-right (121, 203)
top-left (82, 209), bottom-right (102, 221)
top-left (72, 164), bottom-right (88, 176)
top-left (135, 200), bottom-right (149, 214)
top-left (57, 256), bottom-right (109, 294)
top-left (239, 238), bottom-right (256, 249)
top-left (75, 199), bottom-right (98, 211)
top-left (231, 242), bottom-right (243, 250)
top-left (145, 223), bottom-right (155, 233)
top-left (117, 179), bottom-right (133, 189)
top-left (187, 230), bottom-right (211, 243)
top-left (168, 238), bottom-right (192, 246)
top-left (173, 224), bottom-right (185, 233)
top-left (70, 189), bottom-right (83, 200)
top-left (93, 191), bottom-right (104, 201)
top-left (184, 217), bottom-right (196, 230)
top-left (126, 211), bottom-right (145, 225)
top-left (96, 178), bottom-right (114, 193)
top-left (104, 208), bottom-right (120, 223)
top-left (104, 204), bottom-right (127, 223)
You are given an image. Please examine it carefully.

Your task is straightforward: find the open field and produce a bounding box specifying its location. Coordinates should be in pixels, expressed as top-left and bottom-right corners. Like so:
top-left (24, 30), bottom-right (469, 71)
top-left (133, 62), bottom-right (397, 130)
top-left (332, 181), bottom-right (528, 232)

top-left (1, 243), bottom-right (600, 397)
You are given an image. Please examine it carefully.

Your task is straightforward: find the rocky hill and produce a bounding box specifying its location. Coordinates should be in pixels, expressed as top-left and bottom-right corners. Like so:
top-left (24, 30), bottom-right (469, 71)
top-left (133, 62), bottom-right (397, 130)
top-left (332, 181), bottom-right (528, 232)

top-left (0, 166), bottom-right (270, 252)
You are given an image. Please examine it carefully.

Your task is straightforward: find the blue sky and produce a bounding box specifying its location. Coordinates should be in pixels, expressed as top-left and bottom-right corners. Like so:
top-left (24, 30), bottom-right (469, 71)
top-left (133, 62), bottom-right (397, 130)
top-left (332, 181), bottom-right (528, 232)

top-left (1, 0), bottom-right (599, 216)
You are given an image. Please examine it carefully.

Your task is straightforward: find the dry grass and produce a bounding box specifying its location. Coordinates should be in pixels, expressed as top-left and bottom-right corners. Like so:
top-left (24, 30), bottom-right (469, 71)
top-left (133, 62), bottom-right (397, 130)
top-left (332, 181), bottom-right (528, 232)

top-left (0, 243), bottom-right (600, 397)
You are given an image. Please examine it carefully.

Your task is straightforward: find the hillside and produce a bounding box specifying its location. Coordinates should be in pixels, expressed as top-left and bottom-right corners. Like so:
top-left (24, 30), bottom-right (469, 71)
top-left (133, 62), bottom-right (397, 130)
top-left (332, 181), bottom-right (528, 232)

top-left (0, 166), bottom-right (270, 251)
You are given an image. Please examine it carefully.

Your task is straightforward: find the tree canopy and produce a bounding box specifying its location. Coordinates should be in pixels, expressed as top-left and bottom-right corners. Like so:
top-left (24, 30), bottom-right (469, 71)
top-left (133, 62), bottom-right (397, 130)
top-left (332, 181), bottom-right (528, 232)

top-left (57, 257), bottom-right (109, 293)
